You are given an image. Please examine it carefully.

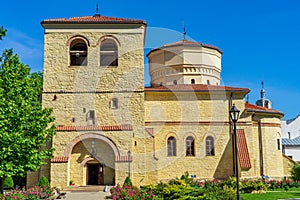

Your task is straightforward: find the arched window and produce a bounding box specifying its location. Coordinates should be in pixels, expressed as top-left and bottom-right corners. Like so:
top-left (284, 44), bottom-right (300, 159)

top-left (186, 136), bottom-right (195, 156)
top-left (70, 39), bottom-right (87, 66)
top-left (191, 79), bottom-right (195, 84)
top-left (173, 80), bottom-right (177, 85)
top-left (110, 98), bottom-right (118, 109)
top-left (206, 136), bottom-right (215, 156)
top-left (277, 132), bottom-right (281, 150)
top-left (100, 40), bottom-right (118, 67)
top-left (167, 137), bottom-right (176, 156)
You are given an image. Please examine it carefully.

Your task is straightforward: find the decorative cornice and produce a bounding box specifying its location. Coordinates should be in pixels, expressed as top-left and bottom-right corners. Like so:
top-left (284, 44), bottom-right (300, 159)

top-left (252, 122), bottom-right (281, 127)
top-left (51, 156), bottom-right (69, 163)
top-left (43, 90), bottom-right (144, 94)
top-left (56, 125), bottom-right (133, 131)
top-left (145, 121), bottom-right (280, 127)
top-left (115, 156), bottom-right (132, 162)
top-left (145, 121), bottom-right (248, 126)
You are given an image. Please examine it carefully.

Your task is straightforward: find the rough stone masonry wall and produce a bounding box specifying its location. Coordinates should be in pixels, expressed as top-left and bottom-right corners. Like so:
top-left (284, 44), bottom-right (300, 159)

top-left (39, 25), bottom-right (149, 187)
top-left (144, 91), bottom-right (247, 180)
top-left (261, 117), bottom-right (284, 178)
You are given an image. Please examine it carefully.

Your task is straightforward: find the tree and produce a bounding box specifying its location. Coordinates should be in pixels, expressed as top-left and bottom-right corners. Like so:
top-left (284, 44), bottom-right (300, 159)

top-left (291, 164), bottom-right (300, 181)
top-left (0, 29), bottom-right (56, 194)
top-left (0, 26), bottom-right (6, 40)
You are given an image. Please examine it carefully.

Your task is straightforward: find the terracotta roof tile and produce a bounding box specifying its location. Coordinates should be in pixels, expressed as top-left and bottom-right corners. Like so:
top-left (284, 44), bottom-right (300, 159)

top-left (41, 15), bottom-right (146, 25)
top-left (115, 155), bottom-right (132, 162)
top-left (237, 129), bottom-right (251, 169)
top-left (56, 125), bottom-right (133, 131)
top-left (245, 103), bottom-right (283, 115)
top-left (148, 39), bottom-right (222, 55)
top-left (145, 84), bottom-right (249, 93)
top-left (51, 156), bottom-right (69, 163)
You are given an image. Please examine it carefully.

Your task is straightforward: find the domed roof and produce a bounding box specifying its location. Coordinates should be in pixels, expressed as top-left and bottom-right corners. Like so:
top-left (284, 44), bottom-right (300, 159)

top-left (147, 39), bottom-right (222, 56)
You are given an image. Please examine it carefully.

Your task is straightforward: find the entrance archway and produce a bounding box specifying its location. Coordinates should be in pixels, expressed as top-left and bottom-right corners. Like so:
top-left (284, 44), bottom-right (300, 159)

top-left (66, 133), bottom-right (118, 186)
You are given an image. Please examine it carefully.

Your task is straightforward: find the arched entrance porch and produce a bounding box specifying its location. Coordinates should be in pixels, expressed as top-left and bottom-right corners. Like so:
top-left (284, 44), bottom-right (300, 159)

top-left (65, 133), bottom-right (119, 186)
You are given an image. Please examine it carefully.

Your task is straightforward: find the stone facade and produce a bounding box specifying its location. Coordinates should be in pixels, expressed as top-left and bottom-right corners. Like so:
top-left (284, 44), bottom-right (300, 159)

top-left (26, 13), bottom-right (294, 188)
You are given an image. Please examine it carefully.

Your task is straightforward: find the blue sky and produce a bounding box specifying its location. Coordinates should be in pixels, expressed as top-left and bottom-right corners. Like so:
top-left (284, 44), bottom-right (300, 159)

top-left (0, 0), bottom-right (299, 120)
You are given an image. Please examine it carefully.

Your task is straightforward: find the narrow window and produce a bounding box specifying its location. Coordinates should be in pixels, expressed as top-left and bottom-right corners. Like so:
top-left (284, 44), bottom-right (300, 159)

top-left (186, 136), bottom-right (195, 156)
top-left (167, 137), bottom-right (176, 156)
top-left (207, 80), bottom-right (210, 85)
top-left (191, 79), bottom-right (195, 84)
top-left (70, 39), bottom-right (87, 66)
top-left (173, 80), bottom-right (177, 85)
top-left (100, 40), bottom-right (118, 67)
top-left (206, 136), bottom-right (215, 156)
top-left (110, 98), bottom-right (118, 109)
top-left (86, 110), bottom-right (96, 125)
top-left (288, 132), bottom-right (291, 139)
top-left (277, 138), bottom-right (281, 150)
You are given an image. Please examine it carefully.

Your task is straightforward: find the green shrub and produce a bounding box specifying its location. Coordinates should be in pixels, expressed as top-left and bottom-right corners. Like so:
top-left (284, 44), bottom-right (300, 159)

top-left (3, 176), bottom-right (14, 189)
top-left (240, 179), bottom-right (267, 193)
top-left (148, 175), bottom-right (235, 200)
top-left (123, 176), bottom-right (133, 187)
top-left (291, 164), bottom-right (300, 181)
top-left (220, 177), bottom-right (237, 189)
top-left (38, 176), bottom-right (49, 187)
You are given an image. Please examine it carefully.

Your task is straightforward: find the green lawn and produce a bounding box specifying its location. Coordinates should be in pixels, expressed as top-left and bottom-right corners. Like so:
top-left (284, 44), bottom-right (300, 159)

top-left (241, 191), bottom-right (300, 200)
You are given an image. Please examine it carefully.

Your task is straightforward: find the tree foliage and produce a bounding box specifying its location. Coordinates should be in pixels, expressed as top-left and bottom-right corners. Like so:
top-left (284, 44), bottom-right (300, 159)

top-left (3, 176), bottom-right (14, 189)
top-left (291, 164), bottom-right (300, 181)
top-left (0, 26), bottom-right (6, 40)
top-left (38, 176), bottom-right (49, 188)
top-left (0, 30), bottom-right (56, 193)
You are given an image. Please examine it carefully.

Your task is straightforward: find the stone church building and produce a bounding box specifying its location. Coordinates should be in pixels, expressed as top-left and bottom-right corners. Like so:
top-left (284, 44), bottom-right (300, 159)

top-left (27, 12), bottom-right (294, 188)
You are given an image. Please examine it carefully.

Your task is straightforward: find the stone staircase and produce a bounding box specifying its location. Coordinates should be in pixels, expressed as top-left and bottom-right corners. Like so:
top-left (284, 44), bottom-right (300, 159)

top-left (62, 185), bottom-right (106, 192)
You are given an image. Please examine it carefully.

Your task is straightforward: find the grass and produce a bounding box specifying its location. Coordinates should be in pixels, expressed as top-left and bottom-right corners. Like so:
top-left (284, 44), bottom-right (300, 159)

top-left (241, 191), bottom-right (300, 200)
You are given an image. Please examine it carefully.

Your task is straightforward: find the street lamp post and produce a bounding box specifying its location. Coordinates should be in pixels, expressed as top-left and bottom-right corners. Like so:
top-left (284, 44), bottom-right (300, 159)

top-left (229, 104), bottom-right (240, 200)
top-left (127, 150), bottom-right (131, 177)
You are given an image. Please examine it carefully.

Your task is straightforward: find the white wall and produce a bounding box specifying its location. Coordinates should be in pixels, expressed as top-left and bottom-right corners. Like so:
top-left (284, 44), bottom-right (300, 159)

top-left (281, 115), bottom-right (300, 139)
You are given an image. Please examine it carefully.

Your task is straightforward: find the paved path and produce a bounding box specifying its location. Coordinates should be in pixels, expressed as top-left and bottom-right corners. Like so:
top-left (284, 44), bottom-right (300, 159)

top-left (64, 191), bottom-right (111, 200)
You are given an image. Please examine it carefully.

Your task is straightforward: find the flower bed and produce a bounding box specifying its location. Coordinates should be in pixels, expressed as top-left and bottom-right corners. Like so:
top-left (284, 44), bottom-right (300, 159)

top-left (0, 185), bottom-right (56, 200)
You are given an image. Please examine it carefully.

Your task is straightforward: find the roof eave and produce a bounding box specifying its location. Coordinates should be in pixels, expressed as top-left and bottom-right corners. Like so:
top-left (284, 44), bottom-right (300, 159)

top-left (41, 21), bottom-right (147, 26)
top-left (145, 88), bottom-right (250, 94)
top-left (245, 109), bottom-right (284, 117)
top-left (147, 43), bottom-right (223, 57)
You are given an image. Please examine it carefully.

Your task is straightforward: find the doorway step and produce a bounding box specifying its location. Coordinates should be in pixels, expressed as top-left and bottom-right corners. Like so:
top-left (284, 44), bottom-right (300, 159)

top-left (62, 185), bottom-right (106, 192)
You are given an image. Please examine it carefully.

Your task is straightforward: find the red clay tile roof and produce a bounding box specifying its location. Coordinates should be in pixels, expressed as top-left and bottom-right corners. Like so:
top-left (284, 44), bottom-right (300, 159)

top-left (56, 125), bottom-right (133, 131)
top-left (237, 129), bottom-right (251, 169)
top-left (41, 15), bottom-right (146, 25)
top-left (245, 103), bottom-right (284, 116)
top-left (145, 84), bottom-right (250, 94)
top-left (51, 156), bottom-right (69, 163)
top-left (147, 39), bottom-right (222, 56)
